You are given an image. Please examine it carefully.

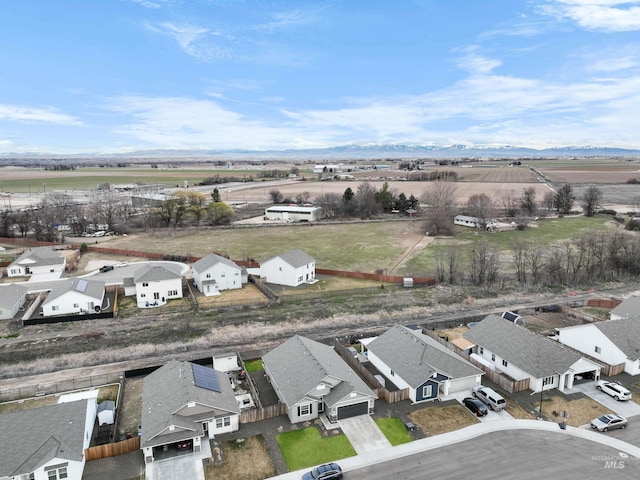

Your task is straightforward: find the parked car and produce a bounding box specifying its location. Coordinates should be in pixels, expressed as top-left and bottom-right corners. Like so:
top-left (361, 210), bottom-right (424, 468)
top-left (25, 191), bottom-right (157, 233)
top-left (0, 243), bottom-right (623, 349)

top-left (463, 397), bottom-right (488, 416)
top-left (597, 380), bottom-right (632, 401)
top-left (99, 265), bottom-right (114, 273)
top-left (302, 463), bottom-right (343, 480)
top-left (472, 385), bottom-right (506, 411)
top-left (591, 413), bottom-right (628, 432)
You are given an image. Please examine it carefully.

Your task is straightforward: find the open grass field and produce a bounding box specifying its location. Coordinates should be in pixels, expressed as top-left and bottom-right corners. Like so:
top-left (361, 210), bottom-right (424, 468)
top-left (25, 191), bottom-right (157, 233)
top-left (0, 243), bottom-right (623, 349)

top-left (276, 426), bottom-right (356, 471)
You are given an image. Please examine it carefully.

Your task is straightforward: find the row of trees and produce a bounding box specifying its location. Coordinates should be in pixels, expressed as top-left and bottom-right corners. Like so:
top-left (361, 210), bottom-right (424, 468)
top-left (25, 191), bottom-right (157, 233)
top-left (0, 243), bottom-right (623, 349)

top-left (433, 230), bottom-right (640, 288)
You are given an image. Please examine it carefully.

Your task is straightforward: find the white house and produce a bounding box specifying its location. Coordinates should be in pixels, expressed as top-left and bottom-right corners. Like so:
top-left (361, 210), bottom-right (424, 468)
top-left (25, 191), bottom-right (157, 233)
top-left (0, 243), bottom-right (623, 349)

top-left (260, 249), bottom-right (316, 287)
top-left (6, 247), bottom-right (66, 278)
top-left (0, 399), bottom-right (96, 480)
top-left (464, 314), bottom-right (601, 393)
top-left (140, 360), bottom-right (240, 463)
top-left (366, 325), bottom-right (484, 403)
top-left (192, 253), bottom-right (244, 296)
top-left (264, 205), bottom-right (324, 222)
top-left (553, 316), bottom-right (640, 376)
top-left (41, 278), bottom-right (105, 317)
top-left (132, 264), bottom-right (183, 308)
top-left (0, 283), bottom-right (28, 320)
top-left (609, 296), bottom-right (640, 321)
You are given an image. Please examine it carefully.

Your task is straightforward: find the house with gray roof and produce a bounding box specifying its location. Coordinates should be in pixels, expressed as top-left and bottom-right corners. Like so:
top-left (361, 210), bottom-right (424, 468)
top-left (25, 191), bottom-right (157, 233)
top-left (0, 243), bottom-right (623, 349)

top-left (262, 335), bottom-right (376, 423)
top-left (464, 314), bottom-right (600, 393)
top-left (130, 264), bottom-right (183, 308)
top-left (7, 246), bottom-right (66, 279)
top-left (0, 399), bottom-right (96, 480)
top-left (366, 325), bottom-right (484, 403)
top-left (260, 249), bottom-right (315, 287)
top-left (0, 283), bottom-right (28, 320)
top-left (610, 296), bottom-right (640, 321)
top-left (140, 360), bottom-right (240, 464)
top-left (554, 315), bottom-right (640, 376)
top-left (192, 253), bottom-right (245, 296)
top-left (41, 278), bottom-right (105, 317)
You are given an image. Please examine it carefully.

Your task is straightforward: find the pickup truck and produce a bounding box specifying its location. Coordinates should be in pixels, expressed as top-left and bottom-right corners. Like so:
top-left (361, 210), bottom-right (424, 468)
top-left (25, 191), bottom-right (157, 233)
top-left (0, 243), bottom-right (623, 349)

top-left (596, 380), bottom-right (632, 401)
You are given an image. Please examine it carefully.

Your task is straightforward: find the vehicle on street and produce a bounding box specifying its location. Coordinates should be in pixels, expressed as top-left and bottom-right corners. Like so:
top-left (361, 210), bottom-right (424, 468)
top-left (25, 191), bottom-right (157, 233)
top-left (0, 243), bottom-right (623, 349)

top-left (463, 397), bottom-right (488, 416)
top-left (113, 262), bottom-right (129, 268)
top-left (99, 265), bottom-right (114, 273)
top-left (472, 385), bottom-right (506, 411)
top-left (590, 413), bottom-right (628, 432)
top-left (302, 463), bottom-right (343, 480)
top-left (597, 380), bottom-right (632, 401)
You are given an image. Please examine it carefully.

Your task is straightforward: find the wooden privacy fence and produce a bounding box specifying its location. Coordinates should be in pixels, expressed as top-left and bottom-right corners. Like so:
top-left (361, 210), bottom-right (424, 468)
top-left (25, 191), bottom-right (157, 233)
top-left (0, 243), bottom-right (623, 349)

top-left (239, 403), bottom-right (288, 424)
top-left (85, 436), bottom-right (140, 461)
top-left (587, 298), bottom-right (621, 309)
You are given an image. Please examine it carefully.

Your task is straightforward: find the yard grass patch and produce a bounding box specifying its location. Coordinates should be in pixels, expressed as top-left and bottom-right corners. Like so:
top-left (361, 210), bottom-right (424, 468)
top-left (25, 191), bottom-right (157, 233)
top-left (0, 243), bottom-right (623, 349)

top-left (408, 404), bottom-right (479, 436)
top-left (375, 417), bottom-right (413, 446)
top-left (242, 359), bottom-right (263, 373)
top-left (204, 435), bottom-right (276, 480)
top-left (276, 426), bottom-right (356, 471)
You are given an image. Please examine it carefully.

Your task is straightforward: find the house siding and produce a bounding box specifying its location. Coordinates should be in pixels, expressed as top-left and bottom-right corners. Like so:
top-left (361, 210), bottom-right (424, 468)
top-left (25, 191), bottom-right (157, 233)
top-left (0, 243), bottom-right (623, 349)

top-left (193, 263), bottom-right (242, 295)
top-left (415, 379), bottom-right (439, 402)
top-left (554, 324), bottom-right (628, 369)
top-left (43, 291), bottom-right (102, 317)
top-left (136, 277), bottom-right (183, 307)
top-left (261, 259), bottom-right (315, 287)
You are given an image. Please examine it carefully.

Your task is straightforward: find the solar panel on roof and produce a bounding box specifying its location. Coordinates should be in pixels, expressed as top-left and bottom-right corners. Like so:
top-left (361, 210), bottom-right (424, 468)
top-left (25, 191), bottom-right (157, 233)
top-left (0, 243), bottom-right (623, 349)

top-left (192, 363), bottom-right (221, 392)
top-left (76, 279), bottom-right (88, 293)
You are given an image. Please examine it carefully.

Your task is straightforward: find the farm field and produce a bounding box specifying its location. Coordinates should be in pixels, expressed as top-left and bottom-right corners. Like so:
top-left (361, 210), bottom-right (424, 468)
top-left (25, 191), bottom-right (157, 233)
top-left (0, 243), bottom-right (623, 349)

top-left (537, 164), bottom-right (640, 184)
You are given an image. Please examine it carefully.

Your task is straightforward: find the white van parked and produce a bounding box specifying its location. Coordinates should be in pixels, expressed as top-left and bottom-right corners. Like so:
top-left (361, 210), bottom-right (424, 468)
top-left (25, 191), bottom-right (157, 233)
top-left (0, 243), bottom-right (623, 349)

top-left (472, 385), bottom-right (506, 411)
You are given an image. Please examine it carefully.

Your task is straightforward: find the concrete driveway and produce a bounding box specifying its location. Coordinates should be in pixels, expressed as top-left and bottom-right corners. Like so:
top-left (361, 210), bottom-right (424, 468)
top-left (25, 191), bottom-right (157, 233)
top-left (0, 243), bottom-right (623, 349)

top-left (145, 441), bottom-right (210, 480)
top-left (447, 390), bottom-right (514, 422)
top-left (338, 415), bottom-right (391, 454)
top-left (571, 382), bottom-right (640, 418)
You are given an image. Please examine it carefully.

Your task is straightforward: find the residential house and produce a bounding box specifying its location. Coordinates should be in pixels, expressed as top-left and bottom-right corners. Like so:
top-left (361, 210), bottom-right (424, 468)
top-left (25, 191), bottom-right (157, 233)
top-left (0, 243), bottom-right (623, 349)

top-left (41, 278), bottom-right (105, 317)
top-left (7, 247), bottom-right (66, 278)
top-left (464, 314), bottom-right (601, 392)
top-left (0, 399), bottom-right (96, 480)
top-left (366, 325), bottom-right (484, 403)
top-left (609, 296), bottom-right (640, 321)
top-left (260, 249), bottom-right (315, 287)
top-left (554, 316), bottom-right (640, 376)
top-left (140, 360), bottom-right (240, 463)
top-left (262, 335), bottom-right (376, 423)
top-left (0, 283), bottom-right (28, 320)
top-left (192, 253), bottom-right (244, 296)
top-left (131, 264), bottom-right (183, 308)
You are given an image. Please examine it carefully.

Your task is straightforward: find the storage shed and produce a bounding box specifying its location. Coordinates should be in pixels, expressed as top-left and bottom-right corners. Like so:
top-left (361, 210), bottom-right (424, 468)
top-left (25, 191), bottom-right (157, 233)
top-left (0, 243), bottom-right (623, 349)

top-left (97, 400), bottom-right (116, 426)
top-left (212, 352), bottom-right (240, 372)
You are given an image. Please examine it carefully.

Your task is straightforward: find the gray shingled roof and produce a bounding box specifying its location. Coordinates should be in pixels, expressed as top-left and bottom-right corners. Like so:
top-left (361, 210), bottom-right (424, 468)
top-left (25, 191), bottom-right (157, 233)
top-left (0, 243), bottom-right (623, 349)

top-left (464, 314), bottom-right (582, 377)
top-left (0, 283), bottom-right (28, 309)
top-left (261, 249), bottom-right (315, 269)
top-left (0, 399), bottom-right (89, 477)
top-left (262, 335), bottom-right (374, 408)
top-left (42, 278), bottom-right (105, 306)
top-left (192, 253), bottom-right (240, 274)
top-left (134, 264), bottom-right (182, 283)
top-left (367, 325), bottom-right (483, 388)
top-left (12, 246), bottom-right (65, 268)
top-left (610, 297), bottom-right (640, 319)
top-left (596, 316), bottom-right (640, 360)
top-left (141, 360), bottom-right (240, 448)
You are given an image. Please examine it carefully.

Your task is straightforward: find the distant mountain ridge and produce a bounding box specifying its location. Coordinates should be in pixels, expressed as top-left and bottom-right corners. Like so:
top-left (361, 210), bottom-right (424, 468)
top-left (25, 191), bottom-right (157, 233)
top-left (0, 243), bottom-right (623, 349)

top-left (2, 144), bottom-right (640, 160)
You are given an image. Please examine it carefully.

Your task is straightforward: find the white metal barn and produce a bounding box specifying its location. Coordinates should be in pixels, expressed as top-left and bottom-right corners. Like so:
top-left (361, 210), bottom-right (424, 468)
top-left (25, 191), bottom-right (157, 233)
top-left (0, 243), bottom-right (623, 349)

top-left (264, 205), bottom-right (324, 222)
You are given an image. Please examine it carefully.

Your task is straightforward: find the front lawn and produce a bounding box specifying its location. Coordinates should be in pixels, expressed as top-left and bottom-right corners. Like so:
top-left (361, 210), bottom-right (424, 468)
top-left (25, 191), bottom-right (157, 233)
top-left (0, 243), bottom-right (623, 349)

top-left (375, 417), bottom-right (413, 445)
top-left (276, 426), bottom-right (356, 471)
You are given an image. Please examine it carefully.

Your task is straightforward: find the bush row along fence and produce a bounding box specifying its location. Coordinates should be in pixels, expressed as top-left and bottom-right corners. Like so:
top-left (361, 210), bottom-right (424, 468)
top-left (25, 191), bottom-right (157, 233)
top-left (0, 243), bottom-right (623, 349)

top-left (333, 339), bottom-right (410, 403)
top-left (0, 372), bottom-right (124, 403)
top-left (423, 331), bottom-right (531, 394)
top-left (85, 436), bottom-right (140, 462)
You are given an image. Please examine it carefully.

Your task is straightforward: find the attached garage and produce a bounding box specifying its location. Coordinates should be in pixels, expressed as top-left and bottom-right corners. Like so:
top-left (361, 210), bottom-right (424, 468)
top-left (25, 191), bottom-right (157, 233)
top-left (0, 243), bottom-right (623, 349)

top-left (448, 375), bottom-right (481, 394)
top-left (337, 402), bottom-right (369, 420)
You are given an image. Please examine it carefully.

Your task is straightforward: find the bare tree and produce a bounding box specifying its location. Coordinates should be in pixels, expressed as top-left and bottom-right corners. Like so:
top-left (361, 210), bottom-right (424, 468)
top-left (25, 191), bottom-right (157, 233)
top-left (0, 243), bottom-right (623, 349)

top-left (355, 182), bottom-right (379, 219)
top-left (435, 246), bottom-right (461, 284)
top-left (269, 189), bottom-right (284, 203)
top-left (519, 186), bottom-right (537, 217)
top-left (498, 190), bottom-right (520, 217)
top-left (465, 193), bottom-right (494, 229)
top-left (421, 181), bottom-right (458, 236)
top-left (554, 184), bottom-right (575, 214)
top-left (314, 193), bottom-right (342, 217)
top-left (581, 186), bottom-right (603, 217)
top-left (542, 191), bottom-right (556, 212)
top-left (467, 240), bottom-right (500, 286)
top-left (295, 191), bottom-right (311, 205)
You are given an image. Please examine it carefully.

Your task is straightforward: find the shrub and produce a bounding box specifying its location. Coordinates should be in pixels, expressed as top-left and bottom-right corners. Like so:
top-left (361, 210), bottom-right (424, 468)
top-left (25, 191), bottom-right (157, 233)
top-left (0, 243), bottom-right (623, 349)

top-left (80, 243), bottom-right (89, 253)
top-left (598, 209), bottom-right (617, 216)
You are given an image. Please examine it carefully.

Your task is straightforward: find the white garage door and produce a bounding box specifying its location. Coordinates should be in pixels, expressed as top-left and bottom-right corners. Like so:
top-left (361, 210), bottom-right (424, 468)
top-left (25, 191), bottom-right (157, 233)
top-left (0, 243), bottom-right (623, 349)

top-left (449, 376), bottom-right (477, 393)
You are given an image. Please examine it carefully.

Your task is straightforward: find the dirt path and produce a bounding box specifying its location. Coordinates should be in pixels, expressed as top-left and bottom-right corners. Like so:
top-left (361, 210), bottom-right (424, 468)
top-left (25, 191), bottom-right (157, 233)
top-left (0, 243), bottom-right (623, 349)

top-left (388, 234), bottom-right (433, 274)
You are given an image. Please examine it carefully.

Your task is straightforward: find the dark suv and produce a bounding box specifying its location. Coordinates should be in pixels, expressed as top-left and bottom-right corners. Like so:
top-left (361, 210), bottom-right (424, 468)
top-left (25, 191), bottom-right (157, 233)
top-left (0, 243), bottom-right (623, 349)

top-left (463, 397), bottom-right (488, 416)
top-left (99, 265), bottom-right (114, 273)
top-left (302, 463), bottom-right (343, 480)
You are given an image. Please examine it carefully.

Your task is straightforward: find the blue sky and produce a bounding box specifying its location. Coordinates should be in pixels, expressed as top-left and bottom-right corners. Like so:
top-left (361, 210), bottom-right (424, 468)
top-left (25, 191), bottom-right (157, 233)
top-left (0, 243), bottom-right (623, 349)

top-left (1, 0), bottom-right (640, 153)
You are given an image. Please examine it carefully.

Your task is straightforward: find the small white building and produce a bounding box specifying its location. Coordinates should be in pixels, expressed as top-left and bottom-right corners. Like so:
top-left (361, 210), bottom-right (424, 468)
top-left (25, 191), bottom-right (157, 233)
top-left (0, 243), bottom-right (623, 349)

top-left (41, 278), bottom-right (105, 317)
top-left (264, 205), bottom-right (324, 222)
top-left (132, 264), bottom-right (183, 308)
top-left (0, 283), bottom-right (28, 320)
top-left (260, 249), bottom-right (316, 287)
top-left (97, 400), bottom-right (116, 426)
top-left (6, 247), bottom-right (66, 278)
top-left (192, 253), bottom-right (245, 296)
top-left (212, 352), bottom-right (241, 372)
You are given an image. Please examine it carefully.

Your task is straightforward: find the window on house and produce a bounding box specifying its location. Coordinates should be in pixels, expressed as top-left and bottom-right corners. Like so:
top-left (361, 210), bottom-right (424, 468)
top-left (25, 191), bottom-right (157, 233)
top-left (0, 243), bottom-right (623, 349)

top-left (502, 360), bottom-right (508, 367)
top-left (46, 466), bottom-right (68, 480)
top-left (491, 353), bottom-right (495, 362)
top-left (140, 293), bottom-right (146, 298)
top-left (29, 474), bottom-right (35, 480)
top-left (595, 346), bottom-right (602, 354)
top-left (479, 347), bottom-right (484, 354)
top-left (52, 305), bottom-right (59, 311)
top-left (542, 376), bottom-right (554, 386)
top-left (215, 416), bottom-right (231, 428)
top-left (168, 290), bottom-right (178, 296)
top-left (221, 274), bottom-right (225, 277)
top-left (142, 282), bottom-right (149, 287)
top-left (153, 292), bottom-right (160, 300)
top-left (298, 404), bottom-right (311, 416)
top-left (279, 267), bottom-right (282, 271)
top-left (390, 370), bottom-right (395, 376)
top-left (422, 385), bottom-right (432, 398)
top-left (73, 303), bottom-right (79, 308)
top-left (206, 274), bottom-right (211, 278)
top-left (298, 276), bottom-right (303, 282)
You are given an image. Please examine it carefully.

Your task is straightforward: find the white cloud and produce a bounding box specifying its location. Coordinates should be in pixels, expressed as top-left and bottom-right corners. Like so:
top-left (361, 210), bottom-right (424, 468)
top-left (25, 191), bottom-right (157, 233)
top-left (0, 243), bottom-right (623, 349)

top-left (0, 105), bottom-right (82, 125)
top-left (454, 47), bottom-right (502, 74)
top-left (145, 22), bottom-right (231, 61)
top-left (539, 0), bottom-right (640, 32)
